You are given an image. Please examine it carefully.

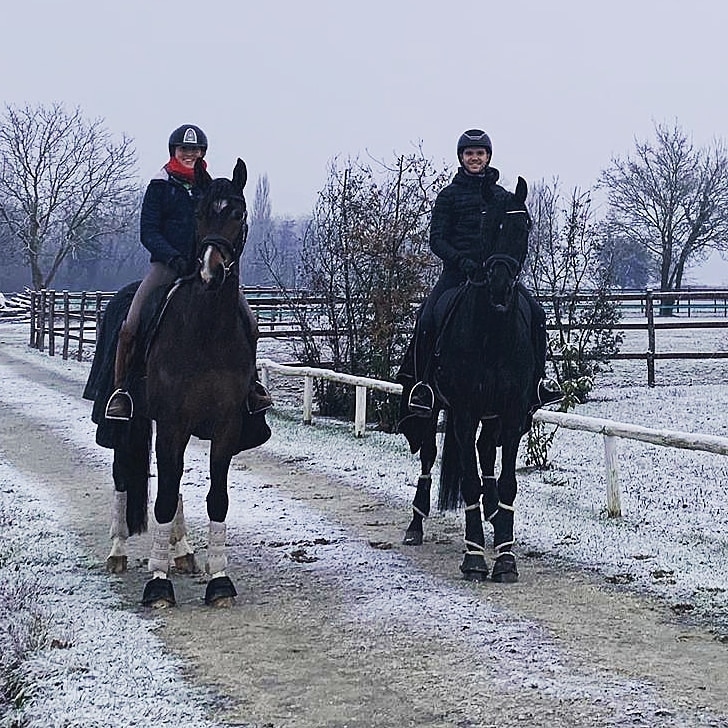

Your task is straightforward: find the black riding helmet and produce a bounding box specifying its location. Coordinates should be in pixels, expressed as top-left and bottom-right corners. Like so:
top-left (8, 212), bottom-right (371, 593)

top-left (457, 129), bottom-right (492, 160)
top-left (168, 124), bottom-right (208, 157)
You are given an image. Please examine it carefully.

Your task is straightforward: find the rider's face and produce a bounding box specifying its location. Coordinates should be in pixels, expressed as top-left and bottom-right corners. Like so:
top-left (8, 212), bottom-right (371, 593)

top-left (174, 145), bottom-right (205, 168)
top-left (461, 147), bottom-right (491, 174)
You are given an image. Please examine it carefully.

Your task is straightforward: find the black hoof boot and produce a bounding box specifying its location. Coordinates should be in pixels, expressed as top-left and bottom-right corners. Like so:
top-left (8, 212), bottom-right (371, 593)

top-left (142, 577), bottom-right (176, 608)
top-left (205, 575), bottom-right (237, 607)
top-left (491, 554), bottom-right (519, 583)
top-left (402, 529), bottom-right (423, 546)
top-left (460, 552), bottom-right (489, 582)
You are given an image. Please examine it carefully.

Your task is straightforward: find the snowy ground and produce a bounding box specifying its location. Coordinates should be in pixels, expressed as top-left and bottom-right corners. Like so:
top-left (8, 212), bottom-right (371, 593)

top-left (2, 321), bottom-right (728, 726)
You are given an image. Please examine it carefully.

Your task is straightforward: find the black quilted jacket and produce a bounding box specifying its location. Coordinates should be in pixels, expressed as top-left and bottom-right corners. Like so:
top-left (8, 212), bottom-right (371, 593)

top-left (429, 166), bottom-right (513, 271)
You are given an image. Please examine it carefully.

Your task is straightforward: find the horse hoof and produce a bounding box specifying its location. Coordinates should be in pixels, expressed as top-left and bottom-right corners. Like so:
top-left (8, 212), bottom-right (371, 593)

top-left (142, 577), bottom-right (176, 608)
top-left (402, 530), bottom-right (423, 546)
top-left (106, 555), bottom-right (128, 574)
top-left (205, 575), bottom-right (237, 607)
top-left (460, 552), bottom-right (489, 581)
top-left (491, 554), bottom-right (519, 583)
top-left (173, 553), bottom-right (198, 574)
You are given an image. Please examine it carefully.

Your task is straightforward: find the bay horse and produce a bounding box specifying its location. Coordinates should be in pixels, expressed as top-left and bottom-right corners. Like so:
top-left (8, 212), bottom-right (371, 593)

top-left (84, 158), bottom-right (270, 607)
top-left (400, 177), bottom-right (535, 582)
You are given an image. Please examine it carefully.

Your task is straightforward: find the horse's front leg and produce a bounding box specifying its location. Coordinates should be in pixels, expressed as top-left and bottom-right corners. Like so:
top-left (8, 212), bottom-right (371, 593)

top-left (490, 434), bottom-right (520, 583)
top-left (203, 440), bottom-right (238, 607)
top-left (476, 418), bottom-right (500, 527)
top-left (455, 414), bottom-right (489, 581)
top-left (403, 411), bottom-right (440, 546)
top-left (142, 425), bottom-right (190, 608)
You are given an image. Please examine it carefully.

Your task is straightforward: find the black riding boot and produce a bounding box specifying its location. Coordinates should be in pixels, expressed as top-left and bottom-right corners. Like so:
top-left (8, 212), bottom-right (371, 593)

top-left (105, 324), bottom-right (136, 421)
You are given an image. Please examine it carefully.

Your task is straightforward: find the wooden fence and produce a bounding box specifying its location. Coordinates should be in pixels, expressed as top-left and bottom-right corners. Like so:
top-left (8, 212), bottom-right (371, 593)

top-left (257, 357), bottom-right (728, 519)
top-left (24, 288), bottom-right (728, 385)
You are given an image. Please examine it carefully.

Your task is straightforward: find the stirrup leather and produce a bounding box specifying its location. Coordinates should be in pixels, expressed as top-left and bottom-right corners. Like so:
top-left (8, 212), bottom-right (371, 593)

top-left (105, 388), bottom-right (134, 421)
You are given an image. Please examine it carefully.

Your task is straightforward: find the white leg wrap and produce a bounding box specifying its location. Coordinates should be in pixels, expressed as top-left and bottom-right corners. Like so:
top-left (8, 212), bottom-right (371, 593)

top-left (109, 491), bottom-right (129, 540)
top-left (170, 494), bottom-right (187, 544)
top-left (149, 521), bottom-right (173, 574)
top-left (206, 520), bottom-right (227, 575)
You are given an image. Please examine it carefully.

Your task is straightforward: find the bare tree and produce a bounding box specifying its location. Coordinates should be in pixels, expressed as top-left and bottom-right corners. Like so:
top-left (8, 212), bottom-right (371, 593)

top-left (527, 179), bottom-right (621, 402)
top-left (0, 103), bottom-right (139, 289)
top-left (284, 149), bottom-right (448, 428)
top-left (599, 121), bottom-right (728, 302)
top-left (242, 173), bottom-right (274, 286)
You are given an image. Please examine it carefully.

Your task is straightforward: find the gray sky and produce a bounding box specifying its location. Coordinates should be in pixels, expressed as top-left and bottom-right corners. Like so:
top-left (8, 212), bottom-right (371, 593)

top-left (4, 0), bottom-right (728, 279)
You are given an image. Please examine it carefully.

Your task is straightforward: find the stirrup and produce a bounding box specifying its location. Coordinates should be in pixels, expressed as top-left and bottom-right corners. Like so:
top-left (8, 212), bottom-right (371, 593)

top-left (408, 382), bottom-right (434, 417)
top-left (247, 382), bottom-right (273, 415)
top-left (105, 389), bottom-right (133, 421)
top-left (537, 379), bottom-right (563, 408)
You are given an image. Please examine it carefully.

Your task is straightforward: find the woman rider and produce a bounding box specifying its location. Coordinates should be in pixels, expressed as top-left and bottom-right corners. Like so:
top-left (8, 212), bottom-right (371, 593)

top-left (105, 124), bottom-right (272, 420)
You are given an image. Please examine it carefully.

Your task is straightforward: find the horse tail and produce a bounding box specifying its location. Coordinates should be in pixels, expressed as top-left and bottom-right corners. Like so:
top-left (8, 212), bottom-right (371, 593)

top-left (112, 416), bottom-right (152, 535)
top-left (437, 413), bottom-right (462, 511)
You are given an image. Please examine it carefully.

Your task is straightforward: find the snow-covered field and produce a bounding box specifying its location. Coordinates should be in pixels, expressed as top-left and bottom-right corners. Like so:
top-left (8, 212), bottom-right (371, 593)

top-left (2, 320), bottom-right (728, 726)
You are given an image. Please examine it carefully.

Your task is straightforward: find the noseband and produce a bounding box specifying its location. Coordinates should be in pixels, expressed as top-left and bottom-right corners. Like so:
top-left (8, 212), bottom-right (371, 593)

top-left (198, 233), bottom-right (241, 284)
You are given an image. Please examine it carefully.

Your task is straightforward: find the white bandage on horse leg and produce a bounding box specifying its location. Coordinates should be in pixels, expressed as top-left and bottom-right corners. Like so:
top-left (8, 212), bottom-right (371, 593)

top-left (148, 520), bottom-right (173, 575)
top-left (109, 490), bottom-right (129, 540)
top-left (170, 494), bottom-right (194, 559)
top-left (206, 520), bottom-right (228, 576)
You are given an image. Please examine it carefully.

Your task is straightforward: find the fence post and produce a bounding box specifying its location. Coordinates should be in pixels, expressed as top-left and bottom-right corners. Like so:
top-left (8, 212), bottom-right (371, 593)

top-left (37, 290), bottom-right (47, 352)
top-left (77, 291), bottom-right (87, 361)
top-left (603, 434), bottom-right (622, 517)
top-left (354, 385), bottom-right (367, 438)
top-left (302, 375), bottom-right (313, 425)
top-left (645, 290), bottom-right (655, 387)
top-left (62, 291), bottom-right (70, 360)
top-left (29, 291), bottom-right (37, 347)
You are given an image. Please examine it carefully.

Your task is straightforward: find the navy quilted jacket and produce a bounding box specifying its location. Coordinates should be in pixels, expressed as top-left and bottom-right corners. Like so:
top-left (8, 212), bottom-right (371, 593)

top-left (139, 168), bottom-right (206, 266)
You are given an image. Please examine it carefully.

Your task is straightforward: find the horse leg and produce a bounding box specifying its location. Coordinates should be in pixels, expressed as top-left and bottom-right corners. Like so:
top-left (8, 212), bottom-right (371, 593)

top-left (490, 436), bottom-right (520, 583)
top-left (403, 412), bottom-right (439, 546)
top-left (106, 487), bottom-right (128, 574)
top-left (476, 419), bottom-right (500, 530)
top-left (455, 415), bottom-right (489, 581)
top-left (204, 442), bottom-right (237, 607)
top-left (170, 494), bottom-right (197, 574)
top-left (141, 426), bottom-right (189, 608)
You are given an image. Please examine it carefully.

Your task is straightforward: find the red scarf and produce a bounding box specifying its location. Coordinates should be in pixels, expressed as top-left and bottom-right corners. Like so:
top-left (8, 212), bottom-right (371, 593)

top-left (165, 156), bottom-right (207, 183)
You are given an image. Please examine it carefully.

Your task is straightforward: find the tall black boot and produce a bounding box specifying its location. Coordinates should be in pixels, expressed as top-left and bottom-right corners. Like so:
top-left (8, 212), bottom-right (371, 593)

top-left (105, 323), bottom-right (136, 421)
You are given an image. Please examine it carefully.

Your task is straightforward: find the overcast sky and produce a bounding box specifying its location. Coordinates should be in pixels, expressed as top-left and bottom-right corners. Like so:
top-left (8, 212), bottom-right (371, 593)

top-left (4, 0), bottom-right (728, 280)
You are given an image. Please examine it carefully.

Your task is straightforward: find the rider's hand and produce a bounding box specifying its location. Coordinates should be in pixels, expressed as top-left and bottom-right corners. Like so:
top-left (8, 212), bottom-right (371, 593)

top-left (458, 257), bottom-right (478, 276)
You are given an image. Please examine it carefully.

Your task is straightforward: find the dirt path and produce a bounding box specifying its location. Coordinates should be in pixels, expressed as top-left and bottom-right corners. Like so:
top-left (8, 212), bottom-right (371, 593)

top-left (1, 333), bottom-right (728, 727)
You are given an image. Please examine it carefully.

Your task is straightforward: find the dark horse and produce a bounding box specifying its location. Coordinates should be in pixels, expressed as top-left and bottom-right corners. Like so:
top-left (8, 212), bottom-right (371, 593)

top-left (83, 159), bottom-right (270, 607)
top-left (400, 177), bottom-right (535, 583)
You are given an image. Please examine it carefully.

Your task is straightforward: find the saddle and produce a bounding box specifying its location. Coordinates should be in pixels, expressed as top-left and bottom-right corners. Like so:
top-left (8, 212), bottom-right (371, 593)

top-left (83, 280), bottom-right (269, 452)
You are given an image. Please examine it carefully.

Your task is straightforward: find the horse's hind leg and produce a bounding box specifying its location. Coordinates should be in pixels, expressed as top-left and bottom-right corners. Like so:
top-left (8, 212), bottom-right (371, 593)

top-left (490, 436), bottom-right (520, 583)
top-left (403, 414), bottom-right (439, 546)
top-left (203, 444), bottom-right (237, 607)
top-left (106, 488), bottom-right (128, 574)
top-left (170, 494), bottom-right (197, 574)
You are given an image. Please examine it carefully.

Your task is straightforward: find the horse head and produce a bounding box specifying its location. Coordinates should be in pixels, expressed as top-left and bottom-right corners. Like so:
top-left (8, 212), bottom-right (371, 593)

top-left (194, 158), bottom-right (249, 290)
top-left (482, 176), bottom-right (531, 312)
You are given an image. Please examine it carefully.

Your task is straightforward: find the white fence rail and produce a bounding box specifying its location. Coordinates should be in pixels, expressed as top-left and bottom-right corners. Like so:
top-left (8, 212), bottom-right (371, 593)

top-left (258, 358), bottom-right (728, 519)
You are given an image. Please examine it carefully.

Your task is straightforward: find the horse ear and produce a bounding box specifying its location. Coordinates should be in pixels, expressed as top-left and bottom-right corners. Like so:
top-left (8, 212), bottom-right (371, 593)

top-left (515, 176), bottom-right (528, 203)
top-left (232, 158), bottom-right (247, 192)
top-left (194, 158), bottom-right (212, 189)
